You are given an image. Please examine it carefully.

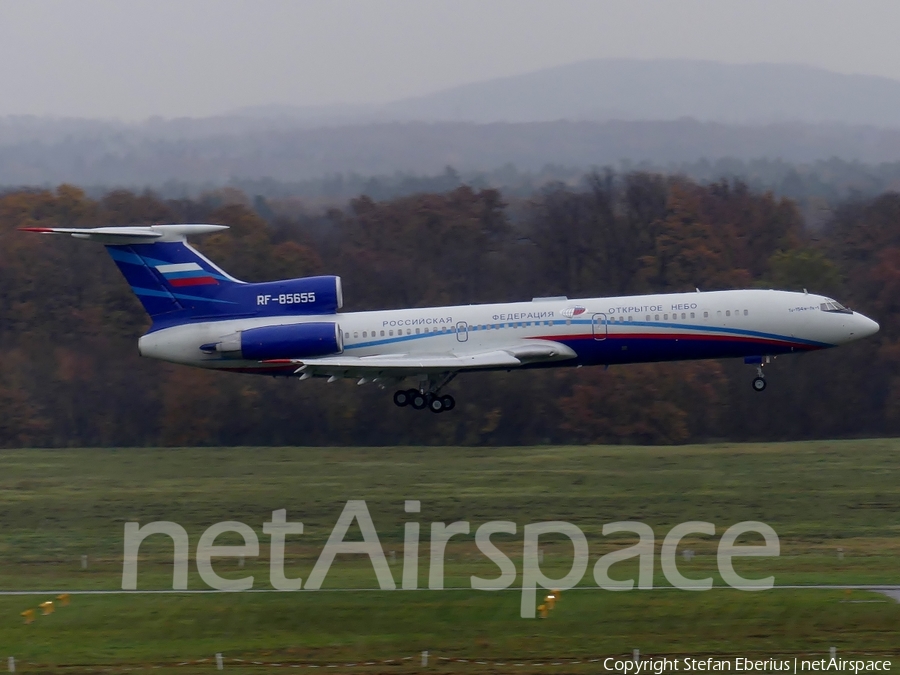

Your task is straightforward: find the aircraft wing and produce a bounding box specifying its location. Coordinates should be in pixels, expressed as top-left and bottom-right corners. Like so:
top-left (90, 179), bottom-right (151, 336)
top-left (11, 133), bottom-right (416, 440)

top-left (263, 340), bottom-right (577, 379)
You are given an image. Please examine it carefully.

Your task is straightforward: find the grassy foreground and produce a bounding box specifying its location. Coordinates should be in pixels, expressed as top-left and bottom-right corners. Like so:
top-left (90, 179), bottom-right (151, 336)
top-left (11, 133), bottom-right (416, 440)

top-left (1, 441), bottom-right (899, 669)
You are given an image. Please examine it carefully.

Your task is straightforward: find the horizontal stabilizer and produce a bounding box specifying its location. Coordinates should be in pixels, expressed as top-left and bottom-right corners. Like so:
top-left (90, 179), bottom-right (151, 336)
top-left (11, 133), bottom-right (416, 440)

top-left (20, 224), bottom-right (227, 244)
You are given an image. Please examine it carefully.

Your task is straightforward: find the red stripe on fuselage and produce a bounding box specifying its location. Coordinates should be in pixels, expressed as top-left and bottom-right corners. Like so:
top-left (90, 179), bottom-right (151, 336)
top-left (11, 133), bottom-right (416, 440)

top-left (534, 332), bottom-right (821, 350)
top-left (219, 365), bottom-right (298, 375)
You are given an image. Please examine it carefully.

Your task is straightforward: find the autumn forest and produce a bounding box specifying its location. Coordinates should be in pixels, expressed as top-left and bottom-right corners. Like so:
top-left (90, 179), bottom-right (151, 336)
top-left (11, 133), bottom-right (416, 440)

top-left (1, 172), bottom-right (898, 447)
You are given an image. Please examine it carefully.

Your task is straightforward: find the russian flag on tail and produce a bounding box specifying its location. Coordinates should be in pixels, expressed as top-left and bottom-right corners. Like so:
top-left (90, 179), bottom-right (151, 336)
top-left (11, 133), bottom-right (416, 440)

top-left (155, 262), bottom-right (219, 287)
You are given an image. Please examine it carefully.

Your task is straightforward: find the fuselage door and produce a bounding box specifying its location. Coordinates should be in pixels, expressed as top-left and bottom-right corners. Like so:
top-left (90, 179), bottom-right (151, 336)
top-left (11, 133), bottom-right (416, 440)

top-left (592, 313), bottom-right (608, 341)
top-left (456, 321), bottom-right (469, 342)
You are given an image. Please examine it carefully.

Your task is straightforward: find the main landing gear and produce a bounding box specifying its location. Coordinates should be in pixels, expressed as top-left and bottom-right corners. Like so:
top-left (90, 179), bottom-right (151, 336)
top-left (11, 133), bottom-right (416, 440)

top-left (393, 389), bottom-right (456, 413)
top-left (393, 373), bottom-right (457, 413)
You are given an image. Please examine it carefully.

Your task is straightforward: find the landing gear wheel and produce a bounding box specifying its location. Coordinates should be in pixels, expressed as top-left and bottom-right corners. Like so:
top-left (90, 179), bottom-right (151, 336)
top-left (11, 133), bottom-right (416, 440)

top-left (428, 396), bottom-right (445, 413)
top-left (440, 394), bottom-right (456, 411)
top-left (411, 391), bottom-right (428, 410)
top-left (393, 390), bottom-right (411, 407)
top-left (752, 377), bottom-right (767, 392)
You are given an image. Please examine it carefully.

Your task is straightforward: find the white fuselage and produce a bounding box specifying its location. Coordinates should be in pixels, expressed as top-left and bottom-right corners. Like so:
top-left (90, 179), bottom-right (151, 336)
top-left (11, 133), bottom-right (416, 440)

top-left (138, 289), bottom-right (879, 374)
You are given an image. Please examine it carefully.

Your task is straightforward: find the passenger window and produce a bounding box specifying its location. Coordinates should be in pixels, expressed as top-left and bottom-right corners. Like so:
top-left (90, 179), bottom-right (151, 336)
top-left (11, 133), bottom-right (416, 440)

top-left (354, 332), bottom-right (359, 338)
top-left (415, 328), bottom-right (419, 334)
top-left (344, 332), bottom-right (350, 339)
top-left (690, 312), bottom-right (695, 319)
top-left (566, 319), bottom-right (571, 325)
top-left (389, 330), bottom-right (394, 336)
top-left (362, 331), bottom-right (367, 338)
top-left (549, 320), bottom-right (554, 326)
top-left (726, 311), bottom-right (730, 317)
top-left (380, 330), bottom-right (385, 337)
top-left (744, 310), bottom-right (749, 316)
top-left (664, 314), bottom-right (668, 320)
top-left (703, 311), bottom-right (708, 318)
top-left (407, 329), bottom-right (411, 335)
top-left (681, 313), bottom-right (686, 319)
top-left (628, 316), bottom-right (633, 322)
top-left (655, 314), bottom-right (659, 321)
top-left (646, 315), bottom-right (650, 321)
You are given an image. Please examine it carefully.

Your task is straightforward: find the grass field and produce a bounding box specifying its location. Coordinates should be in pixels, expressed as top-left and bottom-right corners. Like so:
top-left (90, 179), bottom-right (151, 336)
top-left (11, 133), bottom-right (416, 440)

top-left (1, 441), bottom-right (899, 671)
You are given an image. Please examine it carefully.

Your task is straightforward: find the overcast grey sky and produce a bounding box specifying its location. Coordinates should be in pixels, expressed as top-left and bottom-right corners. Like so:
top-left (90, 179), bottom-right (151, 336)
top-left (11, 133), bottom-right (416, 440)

top-left (2, 0), bottom-right (899, 120)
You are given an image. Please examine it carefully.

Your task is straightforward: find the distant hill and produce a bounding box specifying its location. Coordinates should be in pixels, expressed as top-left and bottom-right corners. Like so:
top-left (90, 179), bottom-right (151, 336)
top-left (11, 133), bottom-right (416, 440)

top-left (3, 118), bottom-right (900, 187)
top-left (234, 59), bottom-right (900, 127)
top-left (7, 59), bottom-right (900, 188)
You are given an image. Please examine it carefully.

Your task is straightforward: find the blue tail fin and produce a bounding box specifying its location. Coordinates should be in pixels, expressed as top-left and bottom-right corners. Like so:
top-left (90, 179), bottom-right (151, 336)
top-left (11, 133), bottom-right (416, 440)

top-left (22, 224), bottom-right (342, 327)
top-left (106, 240), bottom-right (245, 320)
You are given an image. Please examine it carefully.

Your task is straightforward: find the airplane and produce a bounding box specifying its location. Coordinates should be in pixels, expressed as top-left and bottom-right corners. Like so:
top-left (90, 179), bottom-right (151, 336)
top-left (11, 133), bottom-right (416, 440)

top-left (23, 223), bottom-right (880, 413)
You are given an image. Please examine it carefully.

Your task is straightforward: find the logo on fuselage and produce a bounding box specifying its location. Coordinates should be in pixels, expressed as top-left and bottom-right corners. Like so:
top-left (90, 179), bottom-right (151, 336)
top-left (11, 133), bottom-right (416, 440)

top-left (561, 306), bottom-right (586, 318)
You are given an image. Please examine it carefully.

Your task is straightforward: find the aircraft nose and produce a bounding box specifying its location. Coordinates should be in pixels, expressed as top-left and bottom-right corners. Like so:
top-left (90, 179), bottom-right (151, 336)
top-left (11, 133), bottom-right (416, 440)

top-left (854, 313), bottom-right (880, 339)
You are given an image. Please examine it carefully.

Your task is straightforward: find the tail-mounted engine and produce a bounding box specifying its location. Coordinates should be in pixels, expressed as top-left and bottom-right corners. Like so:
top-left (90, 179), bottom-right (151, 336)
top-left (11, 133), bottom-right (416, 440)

top-left (202, 322), bottom-right (343, 360)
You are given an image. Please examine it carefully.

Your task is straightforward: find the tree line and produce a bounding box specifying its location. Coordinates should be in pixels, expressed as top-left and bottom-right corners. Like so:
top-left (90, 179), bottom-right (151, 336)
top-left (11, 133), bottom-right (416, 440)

top-left (0, 172), bottom-right (895, 447)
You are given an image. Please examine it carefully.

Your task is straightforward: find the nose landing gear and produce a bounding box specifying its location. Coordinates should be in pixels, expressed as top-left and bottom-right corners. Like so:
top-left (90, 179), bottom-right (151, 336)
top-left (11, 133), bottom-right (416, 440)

top-left (750, 360), bottom-right (769, 392)
top-left (752, 374), bottom-right (767, 392)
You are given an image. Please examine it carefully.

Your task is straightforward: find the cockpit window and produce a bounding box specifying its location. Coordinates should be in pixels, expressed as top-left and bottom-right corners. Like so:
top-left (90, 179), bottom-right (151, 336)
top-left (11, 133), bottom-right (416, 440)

top-left (821, 300), bottom-right (852, 314)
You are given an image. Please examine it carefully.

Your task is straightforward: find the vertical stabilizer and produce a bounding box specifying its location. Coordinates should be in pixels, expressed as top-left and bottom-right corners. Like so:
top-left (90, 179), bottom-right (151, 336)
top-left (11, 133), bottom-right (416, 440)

top-left (22, 224), bottom-right (343, 326)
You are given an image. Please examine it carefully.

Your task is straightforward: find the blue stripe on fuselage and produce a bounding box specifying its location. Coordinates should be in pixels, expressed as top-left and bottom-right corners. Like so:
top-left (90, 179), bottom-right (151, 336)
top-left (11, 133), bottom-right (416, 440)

top-left (342, 317), bottom-right (831, 353)
top-left (622, 319), bottom-right (829, 348)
